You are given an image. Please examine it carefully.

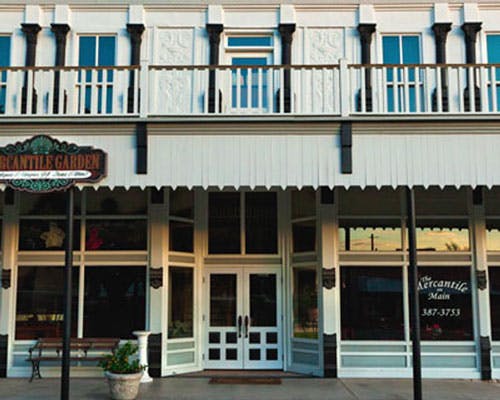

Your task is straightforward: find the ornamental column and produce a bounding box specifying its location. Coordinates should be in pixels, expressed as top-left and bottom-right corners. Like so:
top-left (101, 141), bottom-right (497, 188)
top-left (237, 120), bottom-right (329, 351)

top-left (127, 24), bottom-right (145, 113)
top-left (51, 23), bottom-right (70, 114)
top-left (206, 23), bottom-right (223, 113)
top-left (431, 23), bottom-right (451, 111)
top-left (461, 22), bottom-right (482, 111)
top-left (357, 24), bottom-right (376, 112)
top-left (21, 23), bottom-right (41, 114)
top-left (278, 23), bottom-right (295, 113)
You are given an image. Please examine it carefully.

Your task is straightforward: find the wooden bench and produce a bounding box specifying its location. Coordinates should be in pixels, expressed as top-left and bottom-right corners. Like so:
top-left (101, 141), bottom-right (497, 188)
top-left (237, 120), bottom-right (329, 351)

top-left (27, 338), bottom-right (120, 382)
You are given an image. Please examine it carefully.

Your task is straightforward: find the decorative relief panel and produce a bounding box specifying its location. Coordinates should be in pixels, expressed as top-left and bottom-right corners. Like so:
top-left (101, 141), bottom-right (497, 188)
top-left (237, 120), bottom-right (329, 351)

top-left (156, 29), bottom-right (194, 114)
top-left (308, 28), bottom-right (343, 65)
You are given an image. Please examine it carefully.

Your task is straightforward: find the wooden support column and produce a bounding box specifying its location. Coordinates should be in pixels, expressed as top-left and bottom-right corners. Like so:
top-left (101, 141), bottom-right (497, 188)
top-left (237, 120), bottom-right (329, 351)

top-left (0, 190), bottom-right (19, 378)
top-left (357, 23), bottom-right (376, 112)
top-left (320, 187), bottom-right (338, 377)
top-left (461, 22), bottom-right (482, 111)
top-left (51, 23), bottom-right (70, 114)
top-left (21, 23), bottom-right (41, 114)
top-left (148, 188), bottom-right (167, 377)
top-left (471, 187), bottom-right (492, 380)
top-left (432, 23), bottom-right (451, 111)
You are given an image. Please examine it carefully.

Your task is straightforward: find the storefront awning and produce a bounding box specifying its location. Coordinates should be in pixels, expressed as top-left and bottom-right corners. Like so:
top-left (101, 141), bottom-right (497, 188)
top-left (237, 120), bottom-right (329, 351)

top-left (1, 133), bottom-right (499, 190)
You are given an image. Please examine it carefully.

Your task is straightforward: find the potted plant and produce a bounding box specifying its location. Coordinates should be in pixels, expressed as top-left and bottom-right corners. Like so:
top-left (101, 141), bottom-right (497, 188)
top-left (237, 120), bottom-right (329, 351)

top-left (99, 342), bottom-right (145, 400)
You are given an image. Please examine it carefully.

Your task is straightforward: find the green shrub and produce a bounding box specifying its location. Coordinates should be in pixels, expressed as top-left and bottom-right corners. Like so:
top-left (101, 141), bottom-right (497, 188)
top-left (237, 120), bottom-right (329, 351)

top-left (98, 342), bottom-right (145, 374)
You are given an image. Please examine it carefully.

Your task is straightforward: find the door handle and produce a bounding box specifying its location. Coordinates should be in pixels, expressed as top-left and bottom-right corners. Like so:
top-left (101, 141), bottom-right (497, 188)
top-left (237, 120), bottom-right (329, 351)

top-left (237, 315), bottom-right (243, 338)
top-left (244, 315), bottom-right (249, 338)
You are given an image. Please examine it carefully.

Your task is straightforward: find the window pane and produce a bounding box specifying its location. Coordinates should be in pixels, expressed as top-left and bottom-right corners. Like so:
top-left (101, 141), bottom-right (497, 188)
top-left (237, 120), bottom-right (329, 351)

top-left (210, 274), bottom-right (237, 326)
top-left (98, 36), bottom-right (115, 66)
top-left (402, 36), bottom-right (420, 64)
top-left (487, 35), bottom-right (500, 63)
top-left (168, 267), bottom-right (194, 338)
top-left (382, 36), bottom-right (400, 64)
top-left (293, 268), bottom-right (318, 339)
top-left (228, 37), bottom-right (272, 47)
top-left (291, 189), bottom-right (315, 219)
top-left (0, 36), bottom-right (10, 67)
top-left (84, 266), bottom-right (145, 338)
top-left (292, 220), bottom-right (316, 253)
top-left (341, 267), bottom-right (404, 340)
top-left (245, 192), bottom-right (277, 254)
top-left (20, 192), bottom-right (81, 215)
top-left (86, 188), bottom-right (147, 215)
top-left (250, 273), bottom-right (277, 327)
top-left (79, 36), bottom-right (96, 67)
top-left (19, 220), bottom-right (80, 250)
top-left (340, 227), bottom-right (402, 251)
top-left (16, 267), bottom-right (78, 339)
top-left (418, 267), bottom-right (473, 341)
top-left (85, 220), bottom-right (147, 250)
top-left (231, 58), bottom-right (268, 108)
top-left (208, 193), bottom-right (240, 254)
top-left (339, 187), bottom-right (401, 216)
top-left (490, 268), bottom-right (500, 340)
top-left (169, 220), bottom-right (193, 252)
top-left (170, 188), bottom-right (194, 219)
top-left (487, 228), bottom-right (500, 251)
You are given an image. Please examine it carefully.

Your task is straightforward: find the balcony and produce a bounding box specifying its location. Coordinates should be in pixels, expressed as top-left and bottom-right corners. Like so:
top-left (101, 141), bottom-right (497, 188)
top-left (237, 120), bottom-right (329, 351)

top-left (1, 61), bottom-right (499, 118)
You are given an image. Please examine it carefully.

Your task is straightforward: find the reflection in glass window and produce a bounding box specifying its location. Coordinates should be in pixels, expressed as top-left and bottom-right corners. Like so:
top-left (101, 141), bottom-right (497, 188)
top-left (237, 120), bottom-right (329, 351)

top-left (245, 192), bottom-right (277, 254)
top-left (418, 267), bottom-right (472, 340)
top-left (341, 267), bottom-right (404, 340)
top-left (85, 220), bottom-right (147, 250)
top-left (86, 188), bottom-right (147, 215)
top-left (340, 227), bottom-right (402, 251)
top-left (487, 229), bottom-right (500, 251)
top-left (19, 220), bottom-right (80, 251)
top-left (168, 267), bottom-right (193, 338)
top-left (16, 267), bottom-right (78, 339)
top-left (416, 228), bottom-right (469, 251)
top-left (208, 193), bottom-right (240, 254)
top-left (490, 268), bottom-right (500, 340)
top-left (84, 266), bottom-right (145, 338)
top-left (20, 192), bottom-right (80, 215)
top-left (293, 268), bottom-right (318, 339)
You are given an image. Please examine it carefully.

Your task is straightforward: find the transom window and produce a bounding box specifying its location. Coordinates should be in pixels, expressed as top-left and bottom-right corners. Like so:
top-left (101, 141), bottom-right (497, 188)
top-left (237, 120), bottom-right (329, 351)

top-left (208, 191), bottom-right (278, 255)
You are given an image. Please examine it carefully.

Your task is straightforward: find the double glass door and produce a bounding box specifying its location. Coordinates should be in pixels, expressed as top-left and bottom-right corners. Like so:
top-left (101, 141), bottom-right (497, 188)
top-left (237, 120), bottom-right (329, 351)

top-left (205, 267), bottom-right (282, 369)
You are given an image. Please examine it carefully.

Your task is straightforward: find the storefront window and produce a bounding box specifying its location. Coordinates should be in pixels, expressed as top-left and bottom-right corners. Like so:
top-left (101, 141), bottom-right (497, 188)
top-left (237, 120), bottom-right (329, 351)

top-left (16, 267), bottom-right (78, 339)
top-left (245, 192), bottom-right (277, 254)
top-left (19, 220), bottom-right (81, 251)
top-left (20, 192), bottom-right (81, 215)
top-left (170, 189), bottom-right (194, 253)
top-left (168, 267), bottom-right (194, 338)
top-left (169, 221), bottom-right (194, 252)
top-left (84, 266), bottom-right (146, 338)
top-left (490, 268), bottom-right (500, 340)
top-left (85, 220), bottom-right (147, 250)
top-left (339, 226), bottom-right (402, 251)
top-left (341, 267), bottom-right (404, 340)
top-left (486, 229), bottom-right (500, 251)
top-left (418, 267), bottom-right (473, 340)
top-left (292, 189), bottom-right (316, 253)
top-left (293, 268), bottom-right (318, 339)
top-left (86, 188), bottom-right (147, 215)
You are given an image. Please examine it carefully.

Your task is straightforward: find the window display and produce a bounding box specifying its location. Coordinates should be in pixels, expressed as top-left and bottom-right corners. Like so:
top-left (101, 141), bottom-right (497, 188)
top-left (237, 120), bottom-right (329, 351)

top-left (168, 267), bottom-right (194, 338)
top-left (293, 268), bottom-right (318, 339)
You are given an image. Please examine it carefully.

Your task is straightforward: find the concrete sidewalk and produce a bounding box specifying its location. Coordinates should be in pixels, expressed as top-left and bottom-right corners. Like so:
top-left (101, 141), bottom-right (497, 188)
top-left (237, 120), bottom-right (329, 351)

top-left (0, 377), bottom-right (499, 400)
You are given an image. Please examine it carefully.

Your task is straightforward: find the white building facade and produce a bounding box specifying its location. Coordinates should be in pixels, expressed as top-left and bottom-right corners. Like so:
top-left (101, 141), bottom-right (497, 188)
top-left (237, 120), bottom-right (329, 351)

top-left (0, 0), bottom-right (500, 381)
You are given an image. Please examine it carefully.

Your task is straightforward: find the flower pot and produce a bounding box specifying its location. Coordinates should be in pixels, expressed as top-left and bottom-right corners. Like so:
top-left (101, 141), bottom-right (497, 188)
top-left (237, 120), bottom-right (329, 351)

top-left (105, 371), bottom-right (143, 400)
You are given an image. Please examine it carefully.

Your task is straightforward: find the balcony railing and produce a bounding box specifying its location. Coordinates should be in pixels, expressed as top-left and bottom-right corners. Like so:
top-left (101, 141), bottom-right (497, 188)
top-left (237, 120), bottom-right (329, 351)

top-left (1, 61), bottom-right (500, 117)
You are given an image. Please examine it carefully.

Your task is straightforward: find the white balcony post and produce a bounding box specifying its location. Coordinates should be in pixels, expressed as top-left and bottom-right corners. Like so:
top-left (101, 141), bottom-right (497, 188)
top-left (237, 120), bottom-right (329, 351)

top-left (139, 59), bottom-right (149, 118)
top-left (339, 58), bottom-right (350, 117)
top-left (133, 330), bottom-right (153, 383)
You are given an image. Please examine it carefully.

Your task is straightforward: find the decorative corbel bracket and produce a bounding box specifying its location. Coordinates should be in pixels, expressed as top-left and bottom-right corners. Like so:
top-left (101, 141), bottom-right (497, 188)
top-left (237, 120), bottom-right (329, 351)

top-left (150, 267), bottom-right (163, 289)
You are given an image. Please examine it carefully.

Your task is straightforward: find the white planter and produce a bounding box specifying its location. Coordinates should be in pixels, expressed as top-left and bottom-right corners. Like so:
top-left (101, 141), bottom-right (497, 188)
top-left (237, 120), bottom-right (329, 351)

top-left (105, 371), bottom-right (143, 400)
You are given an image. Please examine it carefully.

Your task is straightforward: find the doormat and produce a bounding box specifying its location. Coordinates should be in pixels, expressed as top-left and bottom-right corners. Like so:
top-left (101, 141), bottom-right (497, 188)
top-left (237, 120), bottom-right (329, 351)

top-left (209, 377), bottom-right (282, 385)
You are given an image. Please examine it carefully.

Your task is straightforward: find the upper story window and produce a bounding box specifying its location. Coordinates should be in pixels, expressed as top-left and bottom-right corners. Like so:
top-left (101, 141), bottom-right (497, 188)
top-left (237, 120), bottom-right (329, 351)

top-left (0, 36), bottom-right (11, 114)
top-left (382, 35), bottom-right (421, 112)
top-left (78, 36), bottom-right (116, 114)
top-left (225, 35), bottom-right (273, 111)
top-left (487, 35), bottom-right (500, 111)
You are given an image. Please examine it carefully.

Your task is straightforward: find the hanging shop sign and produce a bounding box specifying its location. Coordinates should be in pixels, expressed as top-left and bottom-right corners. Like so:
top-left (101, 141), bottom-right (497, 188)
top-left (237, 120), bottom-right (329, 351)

top-left (0, 135), bottom-right (107, 193)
